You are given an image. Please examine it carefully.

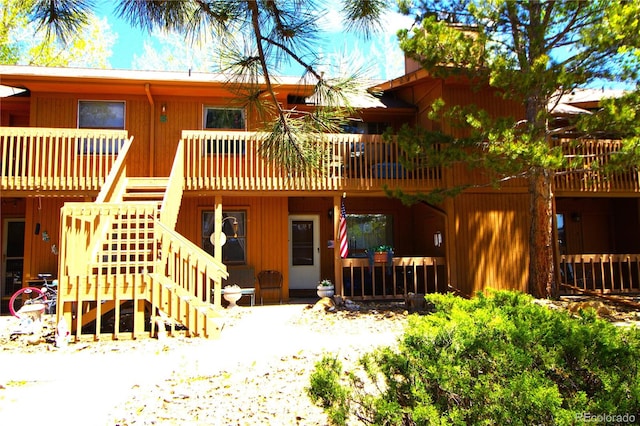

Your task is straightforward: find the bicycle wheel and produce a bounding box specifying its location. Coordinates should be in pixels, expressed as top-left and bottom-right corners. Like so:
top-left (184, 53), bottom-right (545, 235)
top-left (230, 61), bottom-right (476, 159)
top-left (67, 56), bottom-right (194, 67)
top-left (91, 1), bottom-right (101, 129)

top-left (9, 287), bottom-right (47, 318)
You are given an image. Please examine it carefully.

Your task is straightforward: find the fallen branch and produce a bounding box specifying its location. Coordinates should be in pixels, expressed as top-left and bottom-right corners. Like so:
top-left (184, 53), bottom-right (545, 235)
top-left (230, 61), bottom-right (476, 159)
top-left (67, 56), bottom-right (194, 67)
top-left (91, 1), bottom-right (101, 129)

top-left (560, 283), bottom-right (640, 309)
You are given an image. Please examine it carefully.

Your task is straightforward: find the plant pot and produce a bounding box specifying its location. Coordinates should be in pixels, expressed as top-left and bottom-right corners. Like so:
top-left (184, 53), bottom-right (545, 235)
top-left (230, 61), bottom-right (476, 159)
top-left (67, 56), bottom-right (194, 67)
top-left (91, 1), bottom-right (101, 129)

top-left (317, 285), bottom-right (334, 298)
top-left (223, 288), bottom-right (242, 308)
top-left (373, 251), bottom-right (387, 263)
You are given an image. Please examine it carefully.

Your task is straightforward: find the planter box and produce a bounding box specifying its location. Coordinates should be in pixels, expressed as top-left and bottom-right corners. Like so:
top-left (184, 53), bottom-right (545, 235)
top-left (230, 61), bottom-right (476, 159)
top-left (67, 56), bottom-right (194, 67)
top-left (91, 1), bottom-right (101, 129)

top-left (373, 252), bottom-right (388, 263)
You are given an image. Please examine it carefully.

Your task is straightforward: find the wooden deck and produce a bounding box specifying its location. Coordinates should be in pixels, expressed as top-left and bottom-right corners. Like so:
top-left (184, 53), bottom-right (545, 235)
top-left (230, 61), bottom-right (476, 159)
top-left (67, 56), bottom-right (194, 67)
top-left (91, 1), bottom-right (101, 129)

top-left (2, 128), bottom-right (638, 195)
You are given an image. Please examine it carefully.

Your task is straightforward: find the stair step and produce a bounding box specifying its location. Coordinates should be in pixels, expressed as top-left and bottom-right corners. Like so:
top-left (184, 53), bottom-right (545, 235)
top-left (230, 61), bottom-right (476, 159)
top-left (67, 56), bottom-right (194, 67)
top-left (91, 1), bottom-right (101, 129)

top-left (127, 177), bottom-right (170, 188)
top-left (123, 192), bottom-right (165, 200)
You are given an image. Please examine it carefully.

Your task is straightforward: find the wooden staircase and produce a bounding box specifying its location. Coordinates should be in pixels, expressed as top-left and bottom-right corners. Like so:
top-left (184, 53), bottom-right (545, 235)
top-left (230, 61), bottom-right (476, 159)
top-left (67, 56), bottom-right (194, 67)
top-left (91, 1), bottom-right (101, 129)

top-left (57, 137), bottom-right (227, 340)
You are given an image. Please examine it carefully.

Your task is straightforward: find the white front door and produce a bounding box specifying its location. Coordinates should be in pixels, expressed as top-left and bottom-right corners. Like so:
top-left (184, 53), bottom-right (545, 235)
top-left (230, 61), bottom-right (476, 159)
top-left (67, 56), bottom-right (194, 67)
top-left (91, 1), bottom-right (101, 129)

top-left (288, 215), bottom-right (320, 290)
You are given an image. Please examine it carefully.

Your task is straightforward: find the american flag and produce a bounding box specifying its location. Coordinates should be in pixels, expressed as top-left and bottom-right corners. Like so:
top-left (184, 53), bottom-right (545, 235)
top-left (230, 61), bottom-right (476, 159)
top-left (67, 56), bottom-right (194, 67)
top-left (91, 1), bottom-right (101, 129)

top-left (339, 199), bottom-right (348, 258)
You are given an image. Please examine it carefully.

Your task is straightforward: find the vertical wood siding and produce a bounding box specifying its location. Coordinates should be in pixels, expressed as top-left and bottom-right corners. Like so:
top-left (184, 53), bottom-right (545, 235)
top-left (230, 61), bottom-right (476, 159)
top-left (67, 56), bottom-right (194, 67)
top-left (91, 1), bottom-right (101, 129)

top-left (452, 192), bottom-right (530, 295)
top-left (176, 195), bottom-right (289, 300)
top-left (23, 197), bottom-right (69, 281)
top-left (33, 94), bottom-right (76, 127)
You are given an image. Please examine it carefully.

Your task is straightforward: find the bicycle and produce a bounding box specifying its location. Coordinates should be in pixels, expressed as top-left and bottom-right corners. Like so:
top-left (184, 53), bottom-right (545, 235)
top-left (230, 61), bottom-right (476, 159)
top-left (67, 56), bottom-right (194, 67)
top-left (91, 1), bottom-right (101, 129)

top-left (9, 273), bottom-right (58, 318)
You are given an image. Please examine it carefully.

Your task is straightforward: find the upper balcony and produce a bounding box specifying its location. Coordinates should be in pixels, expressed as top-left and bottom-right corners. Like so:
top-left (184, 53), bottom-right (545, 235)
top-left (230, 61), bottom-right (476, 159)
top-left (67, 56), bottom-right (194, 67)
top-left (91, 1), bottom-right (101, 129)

top-left (1, 127), bottom-right (638, 196)
top-left (1, 127), bottom-right (130, 196)
top-left (181, 131), bottom-right (443, 193)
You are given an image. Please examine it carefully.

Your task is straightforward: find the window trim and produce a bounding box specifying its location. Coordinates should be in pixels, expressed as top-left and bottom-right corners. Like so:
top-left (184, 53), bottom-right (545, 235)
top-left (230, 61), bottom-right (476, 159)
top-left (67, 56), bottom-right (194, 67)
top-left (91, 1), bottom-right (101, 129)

top-left (201, 208), bottom-right (248, 265)
top-left (345, 213), bottom-right (394, 258)
top-left (203, 106), bottom-right (246, 131)
top-left (77, 100), bottom-right (126, 130)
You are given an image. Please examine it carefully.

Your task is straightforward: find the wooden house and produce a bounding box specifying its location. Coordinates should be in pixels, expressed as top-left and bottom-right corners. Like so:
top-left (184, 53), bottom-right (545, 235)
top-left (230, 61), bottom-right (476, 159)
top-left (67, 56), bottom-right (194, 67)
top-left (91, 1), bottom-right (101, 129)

top-left (1, 64), bottom-right (638, 340)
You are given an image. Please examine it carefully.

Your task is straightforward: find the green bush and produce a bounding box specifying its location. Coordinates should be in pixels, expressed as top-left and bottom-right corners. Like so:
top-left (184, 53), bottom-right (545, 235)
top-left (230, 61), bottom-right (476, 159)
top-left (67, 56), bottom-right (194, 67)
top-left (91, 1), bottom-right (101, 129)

top-left (307, 291), bottom-right (640, 425)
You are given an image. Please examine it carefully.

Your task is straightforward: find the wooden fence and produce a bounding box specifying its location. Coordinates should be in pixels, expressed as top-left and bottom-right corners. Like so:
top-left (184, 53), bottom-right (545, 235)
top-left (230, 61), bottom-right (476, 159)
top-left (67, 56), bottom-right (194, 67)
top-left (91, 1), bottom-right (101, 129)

top-left (560, 254), bottom-right (640, 294)
top-left (340, 256), bottom-right (447, 300)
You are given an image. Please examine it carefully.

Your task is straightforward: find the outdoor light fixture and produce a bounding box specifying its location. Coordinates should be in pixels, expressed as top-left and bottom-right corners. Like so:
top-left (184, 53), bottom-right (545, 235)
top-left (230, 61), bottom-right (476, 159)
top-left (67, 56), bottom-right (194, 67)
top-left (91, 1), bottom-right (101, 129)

top-left (433, 231), bottom-right (443, 248)
top-left (209, 216), bottom-right (239, 246)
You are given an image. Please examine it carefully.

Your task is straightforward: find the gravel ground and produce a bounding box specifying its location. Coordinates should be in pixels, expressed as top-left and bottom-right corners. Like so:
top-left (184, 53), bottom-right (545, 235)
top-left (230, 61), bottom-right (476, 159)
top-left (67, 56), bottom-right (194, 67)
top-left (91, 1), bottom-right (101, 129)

top-left (2, 295), bottom-right (638, 426)
top-left (0, 299), bottom-right (410, 426)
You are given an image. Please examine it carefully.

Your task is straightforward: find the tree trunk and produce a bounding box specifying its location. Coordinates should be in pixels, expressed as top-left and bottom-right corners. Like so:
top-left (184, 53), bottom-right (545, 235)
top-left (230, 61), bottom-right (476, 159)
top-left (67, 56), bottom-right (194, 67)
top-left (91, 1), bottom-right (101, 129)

top-left (528, 167), bottom-right (556, 298)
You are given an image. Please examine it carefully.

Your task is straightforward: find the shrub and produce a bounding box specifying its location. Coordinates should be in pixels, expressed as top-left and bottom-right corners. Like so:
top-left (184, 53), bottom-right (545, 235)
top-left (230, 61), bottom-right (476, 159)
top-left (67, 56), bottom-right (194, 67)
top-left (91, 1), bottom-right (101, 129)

top-left (307, 291), bottom-right (640, 425)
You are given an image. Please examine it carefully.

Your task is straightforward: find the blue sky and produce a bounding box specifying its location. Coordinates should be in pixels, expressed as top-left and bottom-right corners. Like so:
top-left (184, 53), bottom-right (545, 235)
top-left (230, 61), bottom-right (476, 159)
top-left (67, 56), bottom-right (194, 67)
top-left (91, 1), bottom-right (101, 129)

top-left (93, 2), bottom-right (413, 81)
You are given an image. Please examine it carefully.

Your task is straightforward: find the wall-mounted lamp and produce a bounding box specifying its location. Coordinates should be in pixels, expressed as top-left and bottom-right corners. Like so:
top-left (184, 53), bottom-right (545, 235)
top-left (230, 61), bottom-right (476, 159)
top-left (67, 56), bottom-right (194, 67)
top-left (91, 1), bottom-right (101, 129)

top-left (161, 104), bottom-right (167, 114)
top-left (433, 231), bottom-right (443, 248)
top-left (209, 216), bottom-right (239, 246)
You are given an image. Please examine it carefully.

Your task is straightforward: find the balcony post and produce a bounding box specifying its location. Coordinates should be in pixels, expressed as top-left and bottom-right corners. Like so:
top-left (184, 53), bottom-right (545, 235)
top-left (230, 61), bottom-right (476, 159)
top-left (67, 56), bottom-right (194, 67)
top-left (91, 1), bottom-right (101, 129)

top-left (213, 195), bottom-right (223, 264)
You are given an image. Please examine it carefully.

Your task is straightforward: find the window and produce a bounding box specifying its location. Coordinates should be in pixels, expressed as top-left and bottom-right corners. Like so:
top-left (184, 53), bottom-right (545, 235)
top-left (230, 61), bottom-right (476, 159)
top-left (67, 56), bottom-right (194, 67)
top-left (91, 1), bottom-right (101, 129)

top-left (203, 107), bottom-right (246, 154)
top-left (78, 101), bottom-right (125, 129)
top-left (345, 214), bottom-right (393, 257)
top-left (202, 210), bottom-right (247, 264)
top-left (204, 107), bottom-right (245, 130)
top-left (77, 100), bottom-right (125, 154)
top-left (341, 121), bottom-right (389, 135)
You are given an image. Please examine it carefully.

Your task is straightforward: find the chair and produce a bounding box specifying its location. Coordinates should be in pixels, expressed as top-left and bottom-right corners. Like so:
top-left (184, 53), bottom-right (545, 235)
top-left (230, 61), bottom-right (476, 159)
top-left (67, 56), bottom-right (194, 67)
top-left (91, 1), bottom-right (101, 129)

top-left (257, 270), bottom-right (283, 305)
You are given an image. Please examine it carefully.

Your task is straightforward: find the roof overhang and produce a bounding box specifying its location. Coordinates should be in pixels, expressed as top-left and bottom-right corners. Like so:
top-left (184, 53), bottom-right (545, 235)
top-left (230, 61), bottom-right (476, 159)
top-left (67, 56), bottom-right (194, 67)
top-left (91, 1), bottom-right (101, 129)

top-left (0, 65), bottom-right (314, 98)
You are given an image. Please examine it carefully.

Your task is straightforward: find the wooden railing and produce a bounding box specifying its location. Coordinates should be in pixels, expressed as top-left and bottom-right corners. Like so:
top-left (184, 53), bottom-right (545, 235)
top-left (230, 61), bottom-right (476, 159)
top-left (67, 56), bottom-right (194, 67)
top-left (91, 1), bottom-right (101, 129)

top-left (340, 256), bottom-right (447, 299)
top-left (560, 254), bottom-right (640, 294)
top-left (554, 138), bottom-right (640, 193)
top-left (3, 128), bottom-right (638, 195)
top-left (57, 202), bottom-right (160, 339)
top-left (159, 139), bottom-right (184, 230)
top-left (0, 127), bottom-right (130, 193)
top-left (182, 131), bottom-right (443, 192)
top-left (154, 219), bottom-right (228, 308)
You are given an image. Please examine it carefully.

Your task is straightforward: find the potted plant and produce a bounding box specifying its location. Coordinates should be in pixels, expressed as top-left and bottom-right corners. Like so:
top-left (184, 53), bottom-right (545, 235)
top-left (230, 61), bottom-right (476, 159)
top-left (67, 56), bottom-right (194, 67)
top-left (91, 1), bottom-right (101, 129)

top-left (223, 284), bottom-right (243, 308)
top-left (316, 279), bottom-right (335, 298)
top-left (370, 245), bottom-right (394, 263)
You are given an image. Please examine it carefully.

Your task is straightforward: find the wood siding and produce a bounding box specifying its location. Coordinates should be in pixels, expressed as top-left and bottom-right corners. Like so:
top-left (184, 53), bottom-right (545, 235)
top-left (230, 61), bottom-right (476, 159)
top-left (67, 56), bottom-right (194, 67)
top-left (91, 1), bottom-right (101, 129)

top-left (24, 197), bottom-right (70, 282)
top-left (450, 192), bottom-right (531, 295)
top-left (177, 194), bottom-right (289, 302)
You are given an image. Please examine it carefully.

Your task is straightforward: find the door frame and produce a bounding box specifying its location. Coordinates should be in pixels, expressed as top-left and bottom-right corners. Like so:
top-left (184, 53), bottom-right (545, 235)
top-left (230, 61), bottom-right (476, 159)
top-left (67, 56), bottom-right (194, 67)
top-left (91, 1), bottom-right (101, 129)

top-left (288, 214), bottom-right (320, 290)
top-left (2, 218), bottom-right (25, 314)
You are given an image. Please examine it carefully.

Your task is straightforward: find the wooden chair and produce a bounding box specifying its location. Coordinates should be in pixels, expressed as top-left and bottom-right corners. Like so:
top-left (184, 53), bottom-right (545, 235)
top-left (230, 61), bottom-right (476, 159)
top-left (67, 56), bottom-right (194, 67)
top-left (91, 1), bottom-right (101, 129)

top-left (257, 270), bottom-right (283, 305)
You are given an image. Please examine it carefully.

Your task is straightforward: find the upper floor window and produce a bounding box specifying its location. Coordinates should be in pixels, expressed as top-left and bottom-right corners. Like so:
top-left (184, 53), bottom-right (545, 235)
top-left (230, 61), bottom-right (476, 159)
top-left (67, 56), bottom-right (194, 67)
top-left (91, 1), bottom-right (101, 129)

top-left (204, 107), bottom-right (245, 130)
top-left (203, 107), bottom-right (246, 155)
top-left (78, 100), bottom-right (125, 129)
top-left (341, 121), bottom-right (389, 135)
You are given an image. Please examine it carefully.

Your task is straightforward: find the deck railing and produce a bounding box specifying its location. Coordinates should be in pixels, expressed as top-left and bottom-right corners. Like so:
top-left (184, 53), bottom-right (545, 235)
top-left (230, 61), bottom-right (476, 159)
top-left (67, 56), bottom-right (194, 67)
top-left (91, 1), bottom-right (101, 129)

top-left (340, 256), bottom-right (447, 300)
top-left (0, 127), bottom-right (130, 193)
top-left (182, 131), bottom-right (443, 192)
top-left (554, 138), bottom-right (640, 193)
top-left (3, 128), bottom-right (637, 195)
top-left (159, 139), bottom-right (184, 230)
top-left (560, 254), bottom-right (640, 294)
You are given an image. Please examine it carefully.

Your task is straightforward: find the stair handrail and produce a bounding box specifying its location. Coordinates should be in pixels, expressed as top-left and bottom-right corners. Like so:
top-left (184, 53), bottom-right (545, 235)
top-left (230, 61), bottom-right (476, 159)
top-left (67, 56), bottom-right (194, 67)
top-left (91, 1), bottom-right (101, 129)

top-left (58, 202), bottom-right (102, 277)
top-left (95, 134), bottom-right (134, 203)
top-left (153, 218), bottom-right (228, 307)
top-left (159, 138), bottom-right (184, 229)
